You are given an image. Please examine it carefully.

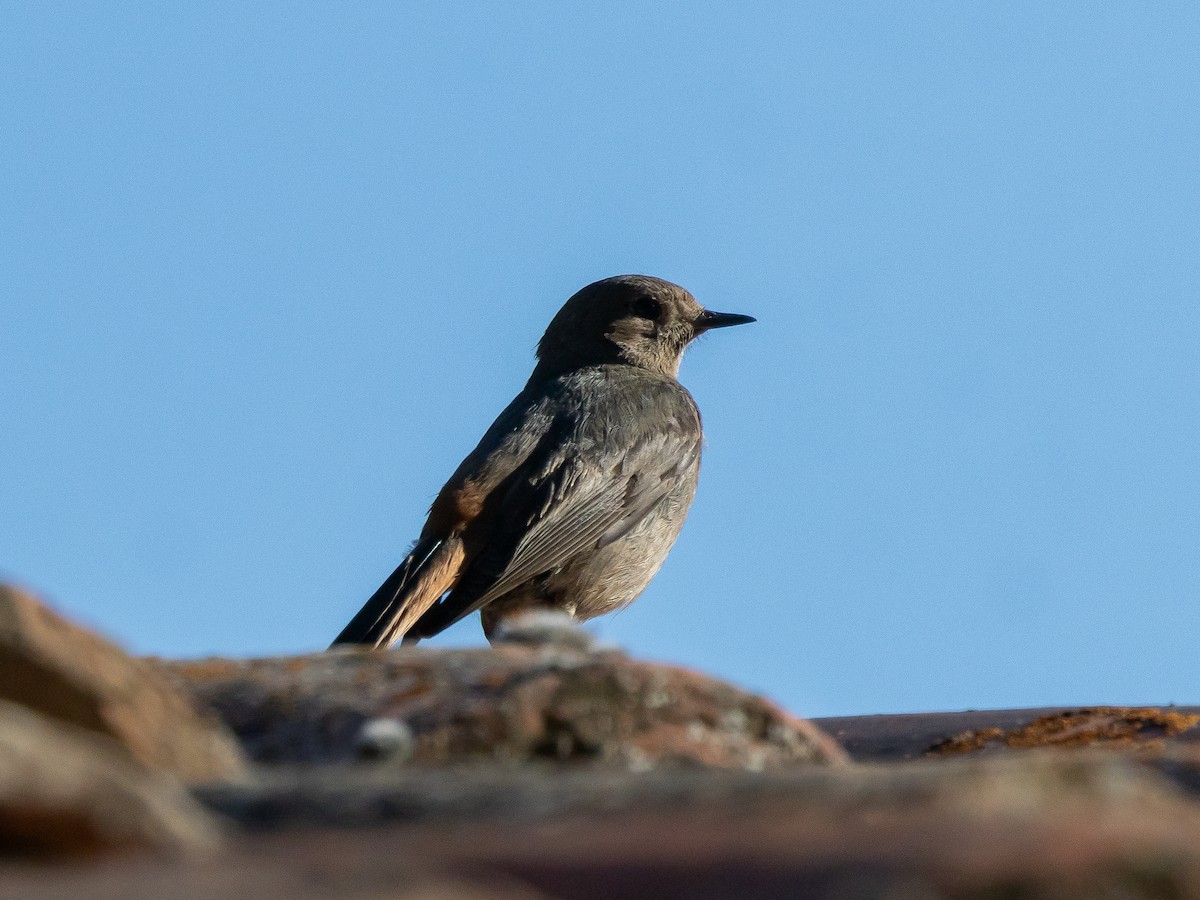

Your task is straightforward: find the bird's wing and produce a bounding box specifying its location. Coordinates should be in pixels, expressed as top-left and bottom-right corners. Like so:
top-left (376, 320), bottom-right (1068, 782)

top-left (331, 385), bottom-right (559, 649)
top-left (412, 379), bottom-right (702, 634)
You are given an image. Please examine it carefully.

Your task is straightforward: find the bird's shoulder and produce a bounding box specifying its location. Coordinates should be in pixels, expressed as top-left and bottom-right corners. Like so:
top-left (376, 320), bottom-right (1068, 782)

top-left (427, 365), bottom-right (698, 533)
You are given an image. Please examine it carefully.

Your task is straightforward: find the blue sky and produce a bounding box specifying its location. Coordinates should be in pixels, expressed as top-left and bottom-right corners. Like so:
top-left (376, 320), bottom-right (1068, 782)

top-left (3, 4), bottom-right (1198, 717)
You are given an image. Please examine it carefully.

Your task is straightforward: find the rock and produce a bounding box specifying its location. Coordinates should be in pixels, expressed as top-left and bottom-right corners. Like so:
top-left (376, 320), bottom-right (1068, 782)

top-left (0, 699), bottom-right (222, 858)
top-left (927, 707), bottom-right (1200, 756)
top-left (354, 718), bottom-right (415, 762)
top-left (333, 752), bottom-right (1200, 899)
top-left (820, 706), bottom-right (1200, 761)
top-left (0, 585), bottom-right (248, 783)
top-left (10, 750), bottom-right (1200, 897)
top-left (0, 855), bottom-right (547, 900)
top-left (165, 646), bottom-right (847, 770)
top-left (193, 740), bottom-right (1190, 831)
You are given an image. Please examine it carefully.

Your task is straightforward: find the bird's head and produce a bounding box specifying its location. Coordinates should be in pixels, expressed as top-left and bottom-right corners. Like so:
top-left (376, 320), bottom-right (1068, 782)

top-left (534, 275), bottom-right (754, 379)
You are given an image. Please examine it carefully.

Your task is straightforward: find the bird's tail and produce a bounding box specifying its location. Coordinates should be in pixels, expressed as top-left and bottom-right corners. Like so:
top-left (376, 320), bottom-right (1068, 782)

top-left (330, 534), bottom-right (466, 649)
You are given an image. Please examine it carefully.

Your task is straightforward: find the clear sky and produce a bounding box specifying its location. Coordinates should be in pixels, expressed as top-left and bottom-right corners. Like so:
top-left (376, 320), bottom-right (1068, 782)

top-left (4, 4), bottom-right (1198, 717)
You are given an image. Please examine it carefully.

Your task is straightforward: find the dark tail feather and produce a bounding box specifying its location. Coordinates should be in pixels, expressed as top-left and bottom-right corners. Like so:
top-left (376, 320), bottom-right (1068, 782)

top-left (330, 535), bottom-right (465, 649)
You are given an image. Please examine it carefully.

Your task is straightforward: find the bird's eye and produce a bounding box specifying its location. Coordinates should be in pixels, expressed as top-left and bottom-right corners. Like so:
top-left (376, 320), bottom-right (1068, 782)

top-left (631, 297), bottom-right (661, 320)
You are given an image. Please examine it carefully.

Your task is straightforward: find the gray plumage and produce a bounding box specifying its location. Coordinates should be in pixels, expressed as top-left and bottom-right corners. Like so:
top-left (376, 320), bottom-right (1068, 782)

top-left (331, 275), bottom-right (754, 648)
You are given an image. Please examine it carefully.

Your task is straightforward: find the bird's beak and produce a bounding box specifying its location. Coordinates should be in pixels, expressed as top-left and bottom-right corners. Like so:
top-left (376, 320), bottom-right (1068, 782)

top-left (695, 309), bottom-right (756, 333)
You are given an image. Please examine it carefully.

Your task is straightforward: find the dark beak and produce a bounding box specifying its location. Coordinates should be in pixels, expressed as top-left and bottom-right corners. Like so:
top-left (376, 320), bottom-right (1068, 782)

top-left (695, 309), bottom-right (756, 333)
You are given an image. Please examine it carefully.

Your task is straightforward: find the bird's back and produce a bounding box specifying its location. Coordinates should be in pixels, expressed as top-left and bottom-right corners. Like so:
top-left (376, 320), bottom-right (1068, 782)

top-left (412, 364), bottom-right (704, 639)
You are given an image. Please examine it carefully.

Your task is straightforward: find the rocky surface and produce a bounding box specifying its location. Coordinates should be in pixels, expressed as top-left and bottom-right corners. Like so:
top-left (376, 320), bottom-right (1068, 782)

top-left (0, 586), bottom-right (247, 783)
top-left (161, 642), bottom-right (846, 771)
top-left (928, 706), bottom-right (1200, 756)
top-left (8, 583), bottom-right (1200, 897)
top-left (822, 705), bottom-right (1200, 761)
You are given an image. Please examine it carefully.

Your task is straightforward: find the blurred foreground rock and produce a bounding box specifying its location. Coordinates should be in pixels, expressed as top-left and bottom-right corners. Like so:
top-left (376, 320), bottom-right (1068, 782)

top-left (0, 699), bottom-right (221, 858)
top-left (163, 641), bottom-right (846, 770)
top-left (0, 586), bottom-right (248, 782)
top-left (10, 752), bottom-right (1200, 898)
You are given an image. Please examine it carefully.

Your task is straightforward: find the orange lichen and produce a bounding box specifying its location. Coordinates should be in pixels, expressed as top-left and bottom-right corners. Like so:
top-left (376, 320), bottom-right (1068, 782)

top-left (928, 708), bottom-right (1200, 756)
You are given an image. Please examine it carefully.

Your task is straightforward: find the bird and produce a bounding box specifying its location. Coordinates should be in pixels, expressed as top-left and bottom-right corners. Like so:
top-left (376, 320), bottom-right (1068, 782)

top-left (331, 275), bottom-right (754, 649)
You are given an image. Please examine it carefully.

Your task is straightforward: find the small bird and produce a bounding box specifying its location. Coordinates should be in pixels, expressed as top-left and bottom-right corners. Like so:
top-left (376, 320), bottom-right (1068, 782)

top-left (331, 275), bottom-right (754, 648)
